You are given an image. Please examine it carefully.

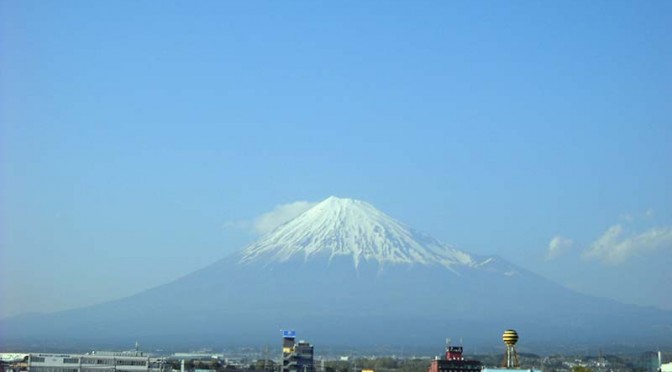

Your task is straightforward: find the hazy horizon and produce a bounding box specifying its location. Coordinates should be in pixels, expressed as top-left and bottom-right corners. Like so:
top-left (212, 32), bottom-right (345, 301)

top-left (1, 1), bottom-right (671, 322)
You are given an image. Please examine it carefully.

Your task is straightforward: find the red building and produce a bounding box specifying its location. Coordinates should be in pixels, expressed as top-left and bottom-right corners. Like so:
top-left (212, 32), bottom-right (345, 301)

top-left (428, 346), bottom-right (482, 372)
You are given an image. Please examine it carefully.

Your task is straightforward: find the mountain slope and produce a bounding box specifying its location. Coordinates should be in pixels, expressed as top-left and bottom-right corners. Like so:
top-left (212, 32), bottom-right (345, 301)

top-left (2, 197), bottom-right (671, 352)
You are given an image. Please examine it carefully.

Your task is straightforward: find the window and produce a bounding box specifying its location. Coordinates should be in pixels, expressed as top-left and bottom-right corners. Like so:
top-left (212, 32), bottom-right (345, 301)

top-left (117, 360), bottom-right (147, 366)
top-left (81, 358), bottom-right (115, 365)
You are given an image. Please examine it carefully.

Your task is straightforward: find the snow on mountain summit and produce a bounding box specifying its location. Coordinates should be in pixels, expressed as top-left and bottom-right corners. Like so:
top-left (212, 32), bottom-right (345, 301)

top-left (239, 196), bottom-right (480, 269)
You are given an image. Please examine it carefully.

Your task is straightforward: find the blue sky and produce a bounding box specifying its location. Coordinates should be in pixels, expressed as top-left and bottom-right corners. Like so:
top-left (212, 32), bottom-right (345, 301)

top-left (1, 1), bottom-right (671, 318)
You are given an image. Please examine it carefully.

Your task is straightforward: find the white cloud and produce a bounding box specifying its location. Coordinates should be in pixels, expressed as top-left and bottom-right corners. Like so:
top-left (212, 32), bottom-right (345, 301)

top-left (252, 200), bottom-right (317, 235)
top-left (546, 236), bottom-right (574, 260)
top-left (583, 224), bottom-right (672, 265)
top-left (224, 200), bottom-right (318, 236)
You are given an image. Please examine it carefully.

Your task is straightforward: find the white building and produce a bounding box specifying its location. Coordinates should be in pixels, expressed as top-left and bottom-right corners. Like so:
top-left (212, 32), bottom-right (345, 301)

top-left (28, 352), bottom-right (167, 372)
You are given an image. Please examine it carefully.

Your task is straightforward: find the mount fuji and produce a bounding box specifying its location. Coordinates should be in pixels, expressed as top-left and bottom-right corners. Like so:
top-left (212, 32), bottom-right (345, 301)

top-left (2, 197), bottom-right (671, 352)
top-left (240, 196), bottom-right (487, 270)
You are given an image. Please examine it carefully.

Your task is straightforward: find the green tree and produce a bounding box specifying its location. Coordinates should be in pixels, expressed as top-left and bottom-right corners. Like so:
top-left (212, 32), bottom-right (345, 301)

top-left (572, 366), bottom-right (593, 372)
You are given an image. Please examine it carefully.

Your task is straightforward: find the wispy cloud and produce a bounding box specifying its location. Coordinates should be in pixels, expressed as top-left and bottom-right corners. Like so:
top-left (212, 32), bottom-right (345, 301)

top-left (222, 220), bottom-right (251, 230)
top-left (252, 201), bottom-right (317, 235)
top-left (620, 209), bottom-right (655, 222)
top-left (546, 236), bottom-right (574, 260)
top-left (225, 200), bottom-right (317, 235)
top-left (583, 224), bottom-right (672, 265)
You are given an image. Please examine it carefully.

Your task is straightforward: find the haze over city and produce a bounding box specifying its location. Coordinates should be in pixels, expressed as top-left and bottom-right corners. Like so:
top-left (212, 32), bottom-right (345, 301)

top-left (1, 0), bottom-right (671, 344)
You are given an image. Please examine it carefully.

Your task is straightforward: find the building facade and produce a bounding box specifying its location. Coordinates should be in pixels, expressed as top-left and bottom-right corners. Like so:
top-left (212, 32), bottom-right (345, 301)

top-left (28, 352), bottom-right (167, 372)
top-left (428, 346), bottom-right (481, 372)
top-left (281, 331), bottom-right (314, 372)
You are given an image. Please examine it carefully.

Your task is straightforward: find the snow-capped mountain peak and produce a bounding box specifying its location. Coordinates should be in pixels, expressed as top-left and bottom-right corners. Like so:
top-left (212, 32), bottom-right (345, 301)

top-left (238, 196), bottom-right (479, 269)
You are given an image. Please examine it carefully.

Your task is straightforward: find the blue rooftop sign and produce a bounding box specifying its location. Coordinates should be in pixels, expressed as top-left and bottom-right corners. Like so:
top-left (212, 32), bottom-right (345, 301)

top-left (282, 330), bottom-right (296, 338)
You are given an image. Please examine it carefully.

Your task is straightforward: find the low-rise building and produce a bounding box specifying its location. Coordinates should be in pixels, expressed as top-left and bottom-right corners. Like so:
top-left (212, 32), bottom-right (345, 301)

top-left (661, 362), bottom-right (672, 372)
top-left (27, 352), bottom-right (167, 372)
